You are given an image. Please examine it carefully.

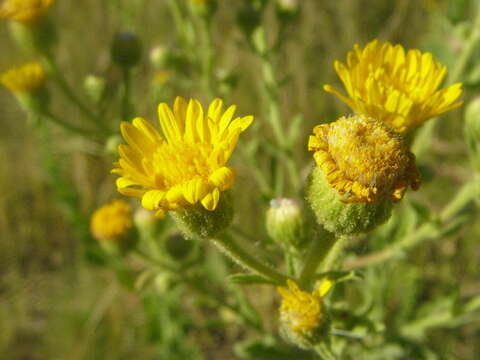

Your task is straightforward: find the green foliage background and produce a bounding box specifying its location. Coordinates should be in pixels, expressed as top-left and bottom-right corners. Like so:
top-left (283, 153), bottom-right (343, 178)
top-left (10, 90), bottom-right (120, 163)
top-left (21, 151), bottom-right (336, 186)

top-left (0, 0), bottom-right (479, 359)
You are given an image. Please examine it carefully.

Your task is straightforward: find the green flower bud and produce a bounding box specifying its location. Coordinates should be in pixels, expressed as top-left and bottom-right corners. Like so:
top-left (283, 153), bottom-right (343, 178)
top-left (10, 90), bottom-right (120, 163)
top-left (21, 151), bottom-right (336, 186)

top-left (133, 207), bottom-right (164, 236)
top-left (266, 198), bottom-right (307, 249)
top-left (83, 74), bottom-right (106, 103)
top-left (149, 45), bottom-right (169, 69)
top-left (111, 32), bottom-right (142, 68)
top-left (275, 0), bottom-right (300, 23)
top-left (165, 233), bottom-right (194, 260)
top-left (172, 191), bottom-right (234, 239)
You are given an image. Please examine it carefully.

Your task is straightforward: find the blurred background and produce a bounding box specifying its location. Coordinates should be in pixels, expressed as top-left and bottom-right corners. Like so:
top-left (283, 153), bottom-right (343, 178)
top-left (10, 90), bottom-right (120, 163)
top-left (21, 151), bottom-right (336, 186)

top-left (0, 0), bottom-right (479, 359)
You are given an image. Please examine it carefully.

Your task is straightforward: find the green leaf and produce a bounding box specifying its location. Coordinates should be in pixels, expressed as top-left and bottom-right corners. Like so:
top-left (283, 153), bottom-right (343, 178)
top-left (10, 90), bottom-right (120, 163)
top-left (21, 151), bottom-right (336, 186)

top-left (228, 273), bottom-right (277, 285)
top-left (314, 270), bottom-right (363, 283)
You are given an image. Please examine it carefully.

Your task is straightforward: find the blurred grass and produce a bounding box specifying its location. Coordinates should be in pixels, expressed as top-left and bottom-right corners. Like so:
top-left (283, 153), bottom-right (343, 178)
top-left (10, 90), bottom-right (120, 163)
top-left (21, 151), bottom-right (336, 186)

top-left (0, 0), bottom-right (479, 359)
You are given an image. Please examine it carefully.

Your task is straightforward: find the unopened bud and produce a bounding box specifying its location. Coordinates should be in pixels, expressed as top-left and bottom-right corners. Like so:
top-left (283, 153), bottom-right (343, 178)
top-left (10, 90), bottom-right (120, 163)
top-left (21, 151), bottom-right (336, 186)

top-left (149, 45), bottom-right (169, 68)
top-left (165, 233), bottom-right (194, 261)
top-left (83, 74), bottom-right (106, 103)
top-left (276, 0), bottom-right (300, 22)
top-left (266, 198), bottom-right (307, 249)
top-left (111, 32), bottom-right (142, 68)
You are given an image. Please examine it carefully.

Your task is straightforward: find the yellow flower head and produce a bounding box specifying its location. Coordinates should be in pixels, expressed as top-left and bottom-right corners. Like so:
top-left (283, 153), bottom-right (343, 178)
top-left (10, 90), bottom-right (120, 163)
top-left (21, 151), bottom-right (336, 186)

top-left (90, 200), bottom-right (134, 242)
top-left (324, 39), bottom-right (463, 133)
top-left (308, 115), bottom-right (420, 203)
top-left (113, 96), bottom-right (254, 218)
top-left (0, 0), bottom-right (55, 23)
top-left (277, 279), bottom-right (332, 336)
top-left (0, 62), bottom-right (45, 93)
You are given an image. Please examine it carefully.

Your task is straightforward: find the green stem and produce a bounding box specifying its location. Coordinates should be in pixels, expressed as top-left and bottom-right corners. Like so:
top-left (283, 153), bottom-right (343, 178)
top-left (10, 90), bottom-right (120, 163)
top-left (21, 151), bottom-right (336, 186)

top-left (121, 67), bottom-right (132, 122)
top-left (448, 5), bottom-right (480, 84)
top-left (320, 236), bottom-right (348, 272)
top-left (41, 112), bottom-right (95, 137)
top-left (299, 231), bottom-right (336, 288)
top-left (167, 0), bottom-right (189, 47)
top-left (209, 236), bottom-right (288, 285)
top-left (133, 248), bottom-right (177, 272)
top-left (200, 17), bottom-right (214, 97)
top-left (44, 56), bottom-right (110, 135)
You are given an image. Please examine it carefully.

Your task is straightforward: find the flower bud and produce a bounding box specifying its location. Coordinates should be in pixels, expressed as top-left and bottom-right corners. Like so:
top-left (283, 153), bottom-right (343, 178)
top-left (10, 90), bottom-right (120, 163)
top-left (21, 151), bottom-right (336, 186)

top-left (275, 0), bottom-right (300, 23)
top-left (90, 200), bottom-right (137, 255)
top-left (172, 191), bottom-right (234, 239)
top-left (165, 233), bottom-right (194, 261)
top-left (266, 198), bottom-right (307, 249)
top-left (83, 74), bottom-right (106, 103)
top-left (149, 45), bottom-right (169, 69)
top-left (111, 32), bottom-right (142, 68)
top-left (307, 115), bottom-right (420, 235)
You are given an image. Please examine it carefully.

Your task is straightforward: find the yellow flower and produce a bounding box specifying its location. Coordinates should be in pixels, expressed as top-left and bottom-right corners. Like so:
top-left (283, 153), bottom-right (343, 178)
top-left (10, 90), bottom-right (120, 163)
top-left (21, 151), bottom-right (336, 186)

top-left (277, 279), bottom-right (332, 336)
top-left (90, 200), bottom-right (134, 242)
top-left (308, 115), bottom-right (420, 203)
top-left (113, 96), bottom-right (254, 218)
top-left (0, 62), bottom-right (45, 93)
top-left (0, 0), bottom-right (55, 23)
top-left (324, 39), bottom-right (463, 133)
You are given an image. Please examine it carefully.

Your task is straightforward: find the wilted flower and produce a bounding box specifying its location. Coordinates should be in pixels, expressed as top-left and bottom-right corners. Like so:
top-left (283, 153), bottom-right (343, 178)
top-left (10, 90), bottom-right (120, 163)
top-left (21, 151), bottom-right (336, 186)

top-left (113, 96), bottom-right (254, 218)
top-left (324, 39), bottom-right (463, 133)
top-left (0, 0), bottom-right (55, 23)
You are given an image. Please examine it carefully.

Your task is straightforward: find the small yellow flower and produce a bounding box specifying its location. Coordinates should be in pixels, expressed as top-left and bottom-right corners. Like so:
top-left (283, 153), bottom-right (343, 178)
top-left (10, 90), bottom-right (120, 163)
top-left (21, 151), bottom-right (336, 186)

top-left (0, 62), bottom-right (45, 93)
top-left (324, 39), bottom-right (463, 133)
top-left (308, 115), bottom-right (420, 203)
top-left (277, 279), bottom-right (332, 336)
top-left (113, 96), bottom-right (254, 218)
top-left (0, 0), bottom-right (55, 23)
top-left (90, 200), bottom-right (134, 242)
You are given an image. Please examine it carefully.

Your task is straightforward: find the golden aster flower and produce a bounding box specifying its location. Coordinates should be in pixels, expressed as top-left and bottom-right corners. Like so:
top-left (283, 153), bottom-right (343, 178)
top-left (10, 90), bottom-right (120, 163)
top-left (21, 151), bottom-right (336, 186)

top-left (308, 115), bottom-right (420, 203)
top-left (0, 0), bottom-right (55, 23)
top-left (90, 200), bottom-right (134, 242)
top-left (113, 96), bottom-right (254, 218)
top-left (324, 39), bottom-right (463, 133)
top-left (277, 279), bottom-right (332, 336)
top-left (0, 62), bottom-right (45, 93)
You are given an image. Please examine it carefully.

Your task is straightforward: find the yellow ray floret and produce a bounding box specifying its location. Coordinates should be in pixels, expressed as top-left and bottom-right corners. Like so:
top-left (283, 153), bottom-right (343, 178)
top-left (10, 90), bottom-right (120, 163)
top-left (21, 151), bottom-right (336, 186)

top-left (308, 115), bottom-right (420, 203)
top-left (324, 39), bottom-right (463, 133)
top-left (277, 279), bottom-right (332, 335)
top-left (90, 200), bottom-right (133, 242)
top-left (0, 0), bottom-right (55, 23)
top-left (113, 96), bottom-right (254, 217)
top-left (0, 62), bottom-right (45, 93)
